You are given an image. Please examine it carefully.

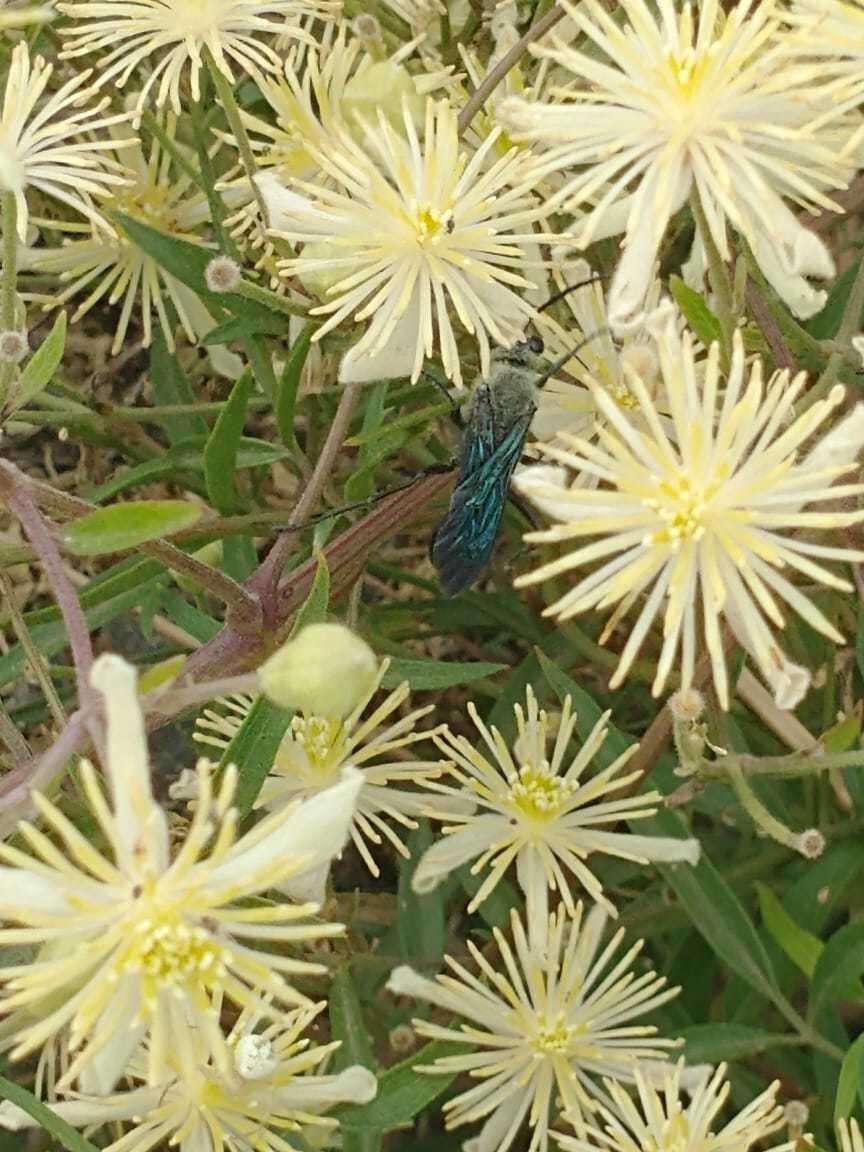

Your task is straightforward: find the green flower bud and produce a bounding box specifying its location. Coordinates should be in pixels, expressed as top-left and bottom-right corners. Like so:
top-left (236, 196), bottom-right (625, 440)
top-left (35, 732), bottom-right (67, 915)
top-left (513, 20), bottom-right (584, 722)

top-left (260, 623), bottom-right (378, 719)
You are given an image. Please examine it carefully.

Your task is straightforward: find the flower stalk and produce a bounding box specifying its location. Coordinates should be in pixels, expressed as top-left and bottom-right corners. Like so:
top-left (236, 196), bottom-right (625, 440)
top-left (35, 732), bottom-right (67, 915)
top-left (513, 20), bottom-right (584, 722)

top-left (0, 191), bottom-right (18, 411)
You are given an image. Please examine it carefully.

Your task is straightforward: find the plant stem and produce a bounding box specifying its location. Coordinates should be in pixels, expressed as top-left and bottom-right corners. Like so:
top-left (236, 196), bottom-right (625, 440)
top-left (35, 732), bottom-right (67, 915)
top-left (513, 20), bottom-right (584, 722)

top-left (204, 49), bottom-right (270, 233)
top-left (190, 96), bottom-right (239, 259)
top-left (457, 4), bottom-right (564, 135)
top-left (235, 278), bottom-right (309, 318)
top-left (805, 248), bottom-right (864, 409)
top-left (0, 461), bottom-right (96, 713)
top-left (0, 191), bottom-right (19, 411)
top-left (0, 570), bottom-right (66, 728)
top-left (699, 748), bottom-right (864, 781)
top-left (690, 188), bottom-right (734, 367)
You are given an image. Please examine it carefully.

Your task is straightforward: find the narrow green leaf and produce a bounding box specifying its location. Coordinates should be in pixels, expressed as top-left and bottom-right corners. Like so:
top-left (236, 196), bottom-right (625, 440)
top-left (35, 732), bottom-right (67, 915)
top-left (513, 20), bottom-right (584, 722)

top-left (115, 214), bottom-right (279, 329)
top-left (756, 882), bottom-right (822, 978)
top-left (679, 1023), bottom-right (791, 1064)
top-left (290, 551), bottom-right (330, 637)
top-left (381, 657), bottom-right (506, 690)
top-left (835, 1032), bottom-right (864, 1121)
top-left (149, 331), bottom-right (208, 443)
top-left (9, 311), bottom-right (66, 413)
top-left (398, 823), bottom-right (445, 966)
top-left (337, 1041), bottom-right (463, 1132)
top-left (330, 969), bottom-right (381, 1152)
top-left (810, 921), bottom-right (864, 1021)
top-left (277, 323), bottom-right (313, 448)
top-left (221, 695), bottom-right (292, 818)
top-left (670, 276), bottom-right (723, 347)
top-left (0, 1072), bottom-right (100, 1152)
top-left (204, 369), bottom-right (253, 514)
top-left (201, 314), bottom-right (290, 344)
top-left (63, 500), bottom-right (202, 556)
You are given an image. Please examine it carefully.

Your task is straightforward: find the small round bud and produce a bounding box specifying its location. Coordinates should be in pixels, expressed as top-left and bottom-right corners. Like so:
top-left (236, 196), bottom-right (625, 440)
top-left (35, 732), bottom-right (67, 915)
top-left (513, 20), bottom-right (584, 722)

top-left (58, 426), bottom-right (69, 442)
top-left (784, 1101), bottom-right (809, 1130)
top-left (796, 828), bottom-right (825, 859)
top-left (234, 1034), bottom-right (277, 1080)
top-left (389, 1024), bottom-right (416, 1054)
top-left (352, 12), bottom-right (381, 41)
top-left (668, 688), bottom-right (705, 723)
top-left (259, 622), bottom-right (378, 719)
top-left (204, 255), bottom-right (242, 294)
top-left (0, 329), bottom-right (27, 364)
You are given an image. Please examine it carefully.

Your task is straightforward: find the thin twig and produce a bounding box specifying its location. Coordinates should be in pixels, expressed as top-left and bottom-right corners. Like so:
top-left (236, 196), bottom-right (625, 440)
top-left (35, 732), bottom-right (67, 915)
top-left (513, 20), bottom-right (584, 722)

top-left (0, 461), bottom-right (96, 712)
top-left (456, 4), bottom-right (564, 136)
top-left (248, 380), bottom-right (362, 609)
top-left (0, 708), bottom-right (91, 838)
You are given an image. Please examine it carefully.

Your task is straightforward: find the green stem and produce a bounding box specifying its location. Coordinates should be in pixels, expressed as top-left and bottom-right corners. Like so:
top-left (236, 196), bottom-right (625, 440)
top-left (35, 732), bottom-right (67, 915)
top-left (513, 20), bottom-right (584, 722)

top-left (190, 96), bottom-right (238, 260)
top-left (699, 748), bottom-right (864, 781)
top-left (204, 49), bottom-right (270, 233)
top-left (743, 242), bottom-right (828, 371)
top-left (690, 188), bottom-right (734, 367)
top-left (140, 110), bottom-right (199, 182)
top-left (727, 763), bottom-right (801, 852)
top-left (0, 191), bottom-right (19, 412)
top-left (236, 278), bottom-right (309, 318)
top-left (805, 249), bottom-right (864, 409)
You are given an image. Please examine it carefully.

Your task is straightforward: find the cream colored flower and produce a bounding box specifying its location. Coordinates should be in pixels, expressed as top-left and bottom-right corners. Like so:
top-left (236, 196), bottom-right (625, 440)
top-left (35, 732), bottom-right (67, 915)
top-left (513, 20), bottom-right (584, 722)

top-left (0, 654), bottom-right (361, 1092)
top-left (553, 1059), bottom-right (793, 1152)
top-left (29, 117), bottom-right (214, 354)
top-left (840, 1118), bottom-right (864, 1152)
top-left (499, 0), bottom-right (861, 329)
top-left (785, 0), bottom-right (864, 111)
top-left (0, 1000), bottom-right (377, 1151)
top-left (413, 685), bottom-right (698, 928)
top-left (195, 657), bottom-right (444, 882)
top-left (0, 42), bottom-right (131, 239)
top-left (387, 905), bottom-right (679, 1149)
top-left (259, 98), bottom-right (549, 387)
top-left (516, 311), bottom-right (864, 708)
top-left (58, 0), bottom-right (336, 118)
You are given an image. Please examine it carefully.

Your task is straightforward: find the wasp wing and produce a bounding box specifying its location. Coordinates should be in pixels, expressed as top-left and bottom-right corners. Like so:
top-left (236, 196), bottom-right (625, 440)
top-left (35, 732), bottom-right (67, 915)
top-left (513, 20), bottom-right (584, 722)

top-left (431, 407), bottom-right (534, 595)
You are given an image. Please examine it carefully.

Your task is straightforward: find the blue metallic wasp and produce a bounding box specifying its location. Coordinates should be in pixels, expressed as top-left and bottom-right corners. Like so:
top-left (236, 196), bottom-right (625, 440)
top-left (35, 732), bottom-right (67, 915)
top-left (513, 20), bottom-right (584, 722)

top-left (432, 326), bottom-right (599, 596)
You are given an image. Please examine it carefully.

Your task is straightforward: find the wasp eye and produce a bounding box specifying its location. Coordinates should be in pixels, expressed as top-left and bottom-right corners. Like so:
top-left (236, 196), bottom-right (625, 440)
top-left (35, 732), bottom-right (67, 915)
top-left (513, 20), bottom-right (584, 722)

top-left (528, 335), bottom-right (544, 354)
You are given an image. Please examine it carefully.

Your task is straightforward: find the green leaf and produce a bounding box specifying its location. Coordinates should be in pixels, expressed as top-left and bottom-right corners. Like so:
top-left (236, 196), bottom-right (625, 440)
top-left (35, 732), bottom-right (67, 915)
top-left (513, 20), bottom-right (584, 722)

top-left (115, 214), bottom-right (279, 330)
top-left (201, 314), bottom-right (290, 344)
top-left (0, 1072), bottom-right (100, 1152)
top-left (756, 882), bottom-right (823, 979)
top-left (398, 823), bottom-right (445, 966)
top-left (381, 657), bottom-right (506, 691)
top-left (670, 276), bottom-right (722, 347)
top-left (277, 323), bottom-right (313, 448)
top-left (809, 258), bottom-right (861, 339)
top-left (63, 500), bottom-right (202, 556)
top-left (87, 437), bottom-right (291, 502)
top-left (220, 695), bottom-right (293, 818)
top-left (8, 311), bottom-right (66, 414)
top-left (290, 551), bottom-right (330, 637)
top-left (835, 1032), bottom-right (864, 1121)
top-left (149, 331), bottom-right (208, 443)
top-left (679, 1023), bottom-right (791, 1064)
top-left (810, 921), bottom-right (864, 1021)
top-left (204, 369), bottom-right (253, 515)
top-left (337, 1041), bottom-right (463, 1132)
top-left (330, 967), bottom-right (375, 1069)
top-left (330, 969), bottom-right (381, 1152)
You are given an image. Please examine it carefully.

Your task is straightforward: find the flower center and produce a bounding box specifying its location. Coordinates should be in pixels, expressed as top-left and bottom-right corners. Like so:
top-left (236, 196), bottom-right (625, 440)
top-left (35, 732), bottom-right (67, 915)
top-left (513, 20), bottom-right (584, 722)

top-left (412, 203), bottom-right (451, 245)
top-left (646, 1110), bottom-right (692, 1152)
top-left (282, 714), bottom-right (346, 778)
top-left (510, 763), bottom-right (574, 821)
top-left (532, 1013), bottom-right (579, 1054)
top-left (118, 909), bottom-right (227, 1007)
top-left (647, 471), bottom-right (711, 547)
top-left (172, 0), bottom-right (224, 37)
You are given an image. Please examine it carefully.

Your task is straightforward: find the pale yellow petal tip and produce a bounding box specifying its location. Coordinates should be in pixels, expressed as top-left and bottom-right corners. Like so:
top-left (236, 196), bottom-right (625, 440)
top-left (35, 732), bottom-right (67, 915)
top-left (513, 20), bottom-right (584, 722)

top-left (90, 652), bottom-right (137, 696)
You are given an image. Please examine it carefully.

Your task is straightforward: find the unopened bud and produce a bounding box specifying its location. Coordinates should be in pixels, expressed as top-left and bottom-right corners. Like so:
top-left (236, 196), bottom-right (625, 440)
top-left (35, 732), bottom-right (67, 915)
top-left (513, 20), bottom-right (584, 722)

top-left (205, 255), bottom-right (242, 294)
top-left (668, 689), bottom-right (705, 723)
top-left (796, 828), bottom-right (825, 859)
top-left (389, 1023), bottom-right (416, 1054)
top-left (0, 329), bottom-right (27, 363)
top-left (784, 1101), bottom-right (809, 1133)
top-left (234, 1034), bottom-right (277, 1080)
top-left (260, 622), bottom-right (378, 718)
top-left (352, 12), bottom-right (381, 41)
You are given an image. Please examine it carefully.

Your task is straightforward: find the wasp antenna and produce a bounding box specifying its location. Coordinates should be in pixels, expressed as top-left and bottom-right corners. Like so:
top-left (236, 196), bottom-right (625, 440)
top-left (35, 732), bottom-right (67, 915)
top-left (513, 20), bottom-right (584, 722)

top-left (534, 326), bottom-right (612, 390)
top-left (538, 274), bottom-right (604, 313)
